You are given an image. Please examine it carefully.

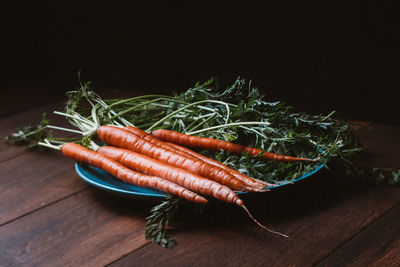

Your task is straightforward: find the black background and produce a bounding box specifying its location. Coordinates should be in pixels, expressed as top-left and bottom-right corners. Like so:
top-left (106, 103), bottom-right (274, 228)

top-left (2, 1), bottom-right (399, 124)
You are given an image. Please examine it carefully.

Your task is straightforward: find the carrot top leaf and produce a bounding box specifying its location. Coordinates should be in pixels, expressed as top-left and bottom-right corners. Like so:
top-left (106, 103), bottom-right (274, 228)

top-left (7, 75), bottom-right (400, 249)
top-left (4, 112), bottom-right (52, 149)
top-left (145, 195), bottom-right (181, 248)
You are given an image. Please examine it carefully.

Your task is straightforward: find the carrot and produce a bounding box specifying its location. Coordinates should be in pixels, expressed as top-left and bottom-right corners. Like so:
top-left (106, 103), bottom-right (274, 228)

top-left (166, 142), bottom-right (273, 189)
top-left (43, 140), bottom-right (286, 237)
top-left (124, 126), bottom-right (269, 189)
top-left (61, 143), bottom-right (208, 204)
top-left (152, 129), bottom-right (315, 162)
top-left (123, 126), bottom-right (270, 190)
top-left (97, 145), bottom-right (242, 204)
top-left (123, 126), bottom-right (200, 162)
top-left (96, 125), bottom-right (249, 191)
top-left (96, 144), bottom-right (288, 237)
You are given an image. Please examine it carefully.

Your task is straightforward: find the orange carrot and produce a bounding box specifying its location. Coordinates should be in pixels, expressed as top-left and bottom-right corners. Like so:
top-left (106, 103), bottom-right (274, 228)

top-left (61, 143), bottom-right (207, 204)
top-left (123, 126), bottom-right (270, 189)
top-left (97, 145), bottom-right (243, 204)
top-left (123, 126), bottom-right (199, 161)
top-left (95, 145), bottom-right (287, 237)
top-left (96, 126), bottom-right (250, 191)
top-left (152, 129), bottom-right (315, 162)
top-left (166, 142), bottom-right (274, 189)
top-left (62, 142), bottom-right (287, 237)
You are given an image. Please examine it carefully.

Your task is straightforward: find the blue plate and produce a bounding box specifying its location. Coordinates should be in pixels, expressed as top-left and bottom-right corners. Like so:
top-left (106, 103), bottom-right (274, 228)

top-left (75, 161), bottom-right (326, 199)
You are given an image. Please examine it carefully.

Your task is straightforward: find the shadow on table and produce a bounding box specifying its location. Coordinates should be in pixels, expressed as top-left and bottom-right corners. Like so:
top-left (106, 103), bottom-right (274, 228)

top-left (169, 167), bottom-right (384, 234)
top-left (86, 164), bottom-right (382, 236)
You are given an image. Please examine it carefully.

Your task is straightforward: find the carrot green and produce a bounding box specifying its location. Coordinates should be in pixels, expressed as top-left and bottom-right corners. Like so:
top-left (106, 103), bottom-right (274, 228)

top-left (6, 76), bottom-right (399, 248)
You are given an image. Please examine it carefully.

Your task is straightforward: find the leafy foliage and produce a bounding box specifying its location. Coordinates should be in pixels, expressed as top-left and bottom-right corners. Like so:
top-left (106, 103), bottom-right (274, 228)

top-left (90, 77), bottom-right (362, 184)
top-left (5, 76), bottom-right (399, 248)
top-left (145, 195), bottom-right (181, 248)
top-left (4, 113), bottom-right (51, 149)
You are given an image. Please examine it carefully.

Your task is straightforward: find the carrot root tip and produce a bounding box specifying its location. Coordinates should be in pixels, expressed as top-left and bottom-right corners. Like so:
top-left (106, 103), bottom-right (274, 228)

top-left (241, 204), bottom-right (289, 238)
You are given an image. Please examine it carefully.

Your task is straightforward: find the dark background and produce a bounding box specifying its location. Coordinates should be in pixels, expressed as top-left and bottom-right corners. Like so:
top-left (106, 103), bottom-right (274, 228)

top-left (2, 1), bottom-right (399, 124)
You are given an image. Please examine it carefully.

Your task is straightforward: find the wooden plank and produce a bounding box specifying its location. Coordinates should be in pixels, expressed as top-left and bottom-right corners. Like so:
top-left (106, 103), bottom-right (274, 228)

top-left (110, 122), bottom-right (400, 266)
top-left (0, 150), bottom-right (87, 225)
top-left (109, 177), bottom-right (400, 267)
top-left (0, 91), bottom-right (142, 224)
top-left (0, 101), bottom-right (72, 162)
top-left (0, 88), bottom-right (138, 162)
top-left (316, 203), bottom-right (400, 266)
top-left (1, 99), bottom-right (399, 266)
top-left (0, 189), bottom-right (153, 267)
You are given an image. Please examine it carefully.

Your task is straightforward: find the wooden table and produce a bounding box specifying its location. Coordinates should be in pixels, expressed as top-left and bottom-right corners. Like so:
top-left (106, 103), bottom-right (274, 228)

top-left (1, 101), bottom-right (399, 267)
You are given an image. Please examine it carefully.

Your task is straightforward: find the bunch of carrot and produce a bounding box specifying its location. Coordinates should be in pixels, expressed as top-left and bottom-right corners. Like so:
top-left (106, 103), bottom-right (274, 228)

top-left (8, 77), bottom-right (367, 245)
top-left (46, 124), bottom-right (316, 237)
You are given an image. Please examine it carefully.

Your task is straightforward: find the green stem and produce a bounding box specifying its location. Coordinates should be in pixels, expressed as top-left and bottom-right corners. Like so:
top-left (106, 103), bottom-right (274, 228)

top-left (38, 140), bottom-right (61, 150)
top-left (321, 110), bottom-right (336, 121)
top-left (186, 121), bottom-right (271, 135)
top-left (110, 97), bottom-right (171, 121)
top-left (54, 111), bottom-right (94, 126)
top-left (238, 125), bottom-right (268, 139)
top-left (46, 125), bottom-right (84, 135)
top-left (107, 95), bottom-right (174, 109)
top-left (185, 113), bottom-right (217, 133)
top-left (146, 100), bottom-right (232, 132)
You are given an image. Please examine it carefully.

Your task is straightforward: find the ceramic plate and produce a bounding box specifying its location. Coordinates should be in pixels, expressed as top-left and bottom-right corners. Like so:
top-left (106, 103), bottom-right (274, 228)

top-left (75, 161), bottom-right (326, 199)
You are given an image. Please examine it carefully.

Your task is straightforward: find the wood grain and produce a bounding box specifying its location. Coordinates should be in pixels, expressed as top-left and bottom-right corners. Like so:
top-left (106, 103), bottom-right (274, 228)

top-left (0, 150), bottom-right (87, 225)
top-left (109, 179), bottom-right (400, 267)
top-left (0, 88), bottom-right (138, 162)
top-left (110, 121), bottom-right (400, 267)
top-left (0, 102), bottom-right (72, 162)
top-left (1, 99), bottom-right (399, 266)
top-left (316, 203), bottom-right (400, 266)
top-left (0, 189), bottom-right (153, 267)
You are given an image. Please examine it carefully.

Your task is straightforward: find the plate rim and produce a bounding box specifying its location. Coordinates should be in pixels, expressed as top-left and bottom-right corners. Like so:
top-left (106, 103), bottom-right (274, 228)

top-left (75, 163), bottom-right (167, 198)
top-left (75, 161), bottom-right (326, 198)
